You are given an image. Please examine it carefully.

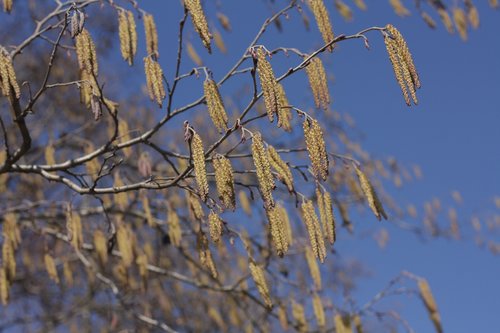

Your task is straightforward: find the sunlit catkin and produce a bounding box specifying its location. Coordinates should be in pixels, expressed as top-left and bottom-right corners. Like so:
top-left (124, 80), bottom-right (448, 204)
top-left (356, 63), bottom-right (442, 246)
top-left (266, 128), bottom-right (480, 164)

top-left (292, 299), bottom-right (308, 332)
top-left (191, 132), bottom-right (209, 201)
top-left (67, 211), bottom-right (83, 250)
top-left (303, 118), bottom-right (329, 181)
top-left (93, 230), bottom-right (108, 265)
top-left (167, 208), bottom-right (182, 247)
top-left (144, 14), bottom-right (159, 57)
top-left (197, 233), bottom-right (218, 278)
top-left (386, 24), bottom-right (420, 89)
top-left (256, 48), bottom-right (280, 122)
top-left (75, 29), bottom-right (98, 76)
top-left (267, 146), bottom-right (294, 192)
top-left (312, 292), bottom-right (326, 328)
top-left (267, 205), bottom-right (289, 257)
top-left (188, 191), bottom-right (205, 220)
top-left (0, 267), bottom-right (8, 305)
top-left (389, 0), bottom-right (410, 16)
top-left (118, 10), bottom-right (137, 65)
top-left (239, 190), bottom-right (252, 216)
top-left (275, 83), bottom-right (292, 132)
top-left (0, 51), bottom-right (21, 99)
top-left (335, 0), bottom-right (353, 21)
top-left (213, 155), bottom-right (235, 210)
top-left (467, 3), bottom-right (480, 29)
top-left (3, 0), bottom-right (12, 13)
top-left (353, 314), bottom-right (364, 333)
top-left (438, 8), bottom-right (455, 33)
top-left (354, 165), bottom-right (387, 221)
top-left (305, 246), bottom-right (322, 290)
top-left (323, 191), bottom-right (336, 244)
top-left (453, 7), bottom-right (468, 41)
top-left (249, 261), bottom-right (272, 308)
top-left (44, 253), bottom-right (60, 284)
top-left (204, 78), bottom-right (228, 133)
top-left (2, 240), bottom-right (15, 282)
top-left (144, 56), bottom-right (166, 107)
top-left (305, 56), bottom-right (330, 110)
top-left (302, 200), bottom-right (327, 263)
top-left (308, 0), bottom-right (335, 51)
top-left (334, 314), bottom-right (350, 333)
top-left (185, 0), bottom-right (212, 53)
top-left (251, 132), bottom-right (275, 208)
top-left (208, 210), bottom-right (223, 243)
top-left (44, 144), bottom-right (56, 165)
top-left (117, 225), bottom-right (134, 268)
top-left (418, 279), bottom-right (443, 333)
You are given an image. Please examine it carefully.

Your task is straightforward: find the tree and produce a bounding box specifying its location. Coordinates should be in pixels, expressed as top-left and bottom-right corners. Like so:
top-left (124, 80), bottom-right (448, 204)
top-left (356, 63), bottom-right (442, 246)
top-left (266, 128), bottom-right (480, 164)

top-left (0, 0), bottom-right (498, 332)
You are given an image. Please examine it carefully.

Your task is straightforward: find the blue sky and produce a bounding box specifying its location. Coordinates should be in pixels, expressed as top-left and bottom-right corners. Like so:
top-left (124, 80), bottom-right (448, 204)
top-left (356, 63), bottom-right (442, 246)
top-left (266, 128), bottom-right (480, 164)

top-left (140, 1), bottom-right (499, 332)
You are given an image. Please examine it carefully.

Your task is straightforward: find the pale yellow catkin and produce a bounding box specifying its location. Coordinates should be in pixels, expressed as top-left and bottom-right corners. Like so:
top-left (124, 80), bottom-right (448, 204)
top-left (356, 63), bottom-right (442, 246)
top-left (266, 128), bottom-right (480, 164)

top-left (167, 208), bottom-right (182, 246)
top-left (334, 314), bottom-right (350, 333)
top-left (212, 28), bottom-right (227, 54)
top-left (118, 10), bottom-right (137, 65)
top-left (309, 0), bottom-right (335, 51)
top-left (68, 211), bottom-right (83, 249)
top-left (142, 195), bottom-right (154, 227)
top-left (93, 230), bottom-right (108, 265)
top-left (204, 78), bottom-right (228, 133)
top-left (239, 190), bottom-right (252, 216)
top-left (44, 253), bottom-right (60, 284)
top-left (251, 132), bottom-right (275, 208)
top-left (197, 233), bottom-right (218, 278)
top-left (249, 261), bottom-right (272, 308)
top-left (144, 14), bottom-right (159, 57)
top-left (113, 172), bottom-right (129, 210)
top-left (389, 0), bottom-right (410, 16)
top-left (278, 303), bottom-right (289, 330)
top-left (0, 267), bottom-right (8, 305)
top-left (0, 51), bottom-right (21, 99)
top-left (353, 0), bottom-right (367, 10)
top-left (353, 314), bottom-right (364, 333)
top-left (188, 191), bottom-right (205, 220)
top-left (302, 200), bottom-right (327, 263)
top-left (2, 240), bottom-right (15, 282)
top-left (267, 146), bottom-right (294, 192)
top-left (418, 279), bottom-right (443, 333)
top-left (305, 56), bottom-right (330, 110)
top-left (117, 225), bottom-right (134, 268)
top-left (303, 118), bottom-right (329, 181)
top-left (256, 48), bottom-right (280, 122)
top-left (335, 0), bottom-right (353, 21)
top-left (187, 41), bottom-right (203, 66)
top-left (217, 12), bottom-right (232, 31)
top-left (354, 165), bottom-right (387, 221)
top-left (312, 292), bottom-right (326, 327)
top-left (208, 210), bottom-right (223, 243)
top-left (275, 83), bottom-right (292, 132)
top-left (144, 56), bottom-right (166, 107)
top-left (305, 246), bottom-right (322, 290)
top-left (185, 0), bottom-right (212, 53)
top-left (384, 32), bottom-right (414, 106)
top-left (323, 191), bottom-right (336, 244)
top-left (75, 29), bottom-right (98, 76)
top-left (453, 7), bottom-right (468, 41)
top-left (291, 299), bottom-right (308, 332)
top-left (467, 4), bottom-right (480, 29)
top-left (191, 133), bottom-right (209, 202)
top-left (490, 0), bottom-right (499, 9)
top-left (267, 205), bottom-right (289, 257)
top-left (386, 25), bottom-right (420, 90)
top-left (45, 144), bottom-right (56, 165)
top-left (3, 0), bottom-right (12, 13)
top-left (438, 9), bottom-right (455, 33)
top-left (63, 261), bottom-right (73, 287)
top-left (213, 155), bottom-right (235, 210)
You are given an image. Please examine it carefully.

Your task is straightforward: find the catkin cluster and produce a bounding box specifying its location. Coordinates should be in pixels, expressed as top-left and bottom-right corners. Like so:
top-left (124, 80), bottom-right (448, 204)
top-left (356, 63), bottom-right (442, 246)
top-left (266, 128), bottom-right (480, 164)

top-left (316, 189), bottom-right (336, 244)
top-left (118, 10), bottom-right (137, 65)
top-left (249, 261), bottom-right (272, 308)
top-left (143, 14), bottom-right (159, 57)
top-left (276, 83), bottom-right (292, 132)
top-left (267, 146), bottom-right (294, 192)
top-left (0, 51), bottom-right (20, 99)
top-left (418, 279), bottom-right (443, 333)
top-left (191, 132), bottom-right (209, 202)
top-left (354, 165), bottom-right (387, 221)
top-left (309, 0), bottom-right (335, 51)
top-left (3, 0), bottom-right (12, 13)
top-left (144, 56), bottom-right (166, 107)
top-left (213, 155), bottom-right (235, 210)
top-left (267, 205), bottom-right (289, 257)
top-left (208, 210), bottom-right (223, 243)
top-left (185, 0), bottom-right (212, 53)
top-left (76, 29), bottom-right (98, 76)
top-left (303, 118), bottom-right (329, 181)
top-left (384, 24), bottom-right (420, 106)
top-left (305, 56), bottom-right (330, 110)
top-left (204, 78), bottom-right (228, 133)
top-left (255, 48), bottom-right (281, 123)
top-left (251, 132), bottom-right (275, 209)
top-left (302, 200), bottom-right (327, 263)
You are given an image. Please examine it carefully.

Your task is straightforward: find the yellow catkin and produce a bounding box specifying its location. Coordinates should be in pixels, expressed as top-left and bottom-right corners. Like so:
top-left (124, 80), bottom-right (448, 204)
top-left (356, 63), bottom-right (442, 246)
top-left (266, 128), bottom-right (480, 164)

top-left (239, 190), bottom-right (252, 216)
top-left (275, 83), bottom-right (292, 132)
top-left (144, 56), bottom-right (166, 107)
top-left (79, 69), bottom-right (99, 108)
top-left (45, 144), bottom-right (56, 165)
top-left (208, 210), bottom-right (223, 243)
top-left (312, 292), bottom-right (326, 327)
top-left (453, 7), bottom-right (468, 40)
top-left (267, 146), bottom-right (294, 192)
top-left (438, 9), bottom-right (455, 33)
top-left (256, 48), bottom-right (280, 122)
top-left (316, 188), bottom-right (327, 234)
top-left (84, 143), bottom-right (100, 177)
top-left (185, 0), bottom-right (212, 53)
top-left (167, 208), bottom-right (182, 247)
top-left (418, 279), bottom-right (443, 333)
top-left (3, 0), bottom-right (12, 13)
top-left (309, 0), bottom-right (335, 51)
top-left (191, 132), bottom-right (209, 202)
top-left (217, 12), bottom-right (232, 31)
top-left (142, 195), bottom-right (154, 227)
top-left (75, 29), bottom-right (98, 76)
top-left (467, 4), bottom-right (480, 29)
top-left (213, 155), bottom-right (235, 210)
top-left (188, 191), bottom-right (205, 220)
top-left (305, 247), bottom-right (322, 289)
top-left (354, 165), bottom-right (387, 221)
top-left (187, 41), bottom-right (203, 66)
top-left (278, 204), bottom-right (293, 246)
top-left (303, 118), bottom-right (329, 181)
top-left (117, 225), bottom-right (134, 268)
top-left (212, 28), bottom-right (227, 54)
top-left (2, 240), bottom-right (15, 282)
top-left (0, 267), bottom-right (8, 305)
top-left (251, 132), bottom-right (275, 209)
top-left (384, 32), bottom-right (413, 106)
top-left (93, 230), bottom-right (108, 265)
top-left (63, 261), bottom-right (73, 287)
top-left (334, 314), bottom-right (350, 333)
top-left (118, 10), bottom-right (137, 65)
top-left (422, 12), bottom-right (437, 29)
top-left (291, 299), bottom-right (308, 332)
top-left (0, 51), bottom-right (20, 99)
top-left (44, 253), bottom-right (60, 284)
top-left (113, 172), bottom-right (129, 210)
top-left (389, 0), bottom-right (410, 16)
top-left (249, 261), bottom-right (272, 308)
top-left (386, 25), bottom-right (421, 90)
top-left (68, 210), bottom-right (83, 250)
top-left (335, 0), bottom-right (353, 21)
top-left (267, 205), bottom-right (289, 257)
top-left (353, 0), bottom-right (367, 10)
top-left (144, 14), bottom-right (159, 57)
top-left (136, 253), bottom-right (148, 287)
top-left (323, 191), bottom-right (336, 244)
top-left (302, 200), bottom-right (327, 263)
top-left (204, 78), bottom-right (228, 133)
top-left (3, 213), bottom-right (20, 249)
top-left (197, 233), bottom-right (218, 278)
top-left (305, 56), bottom-right (330, 110)
top-left (353, 314), bottom-right (363, 333)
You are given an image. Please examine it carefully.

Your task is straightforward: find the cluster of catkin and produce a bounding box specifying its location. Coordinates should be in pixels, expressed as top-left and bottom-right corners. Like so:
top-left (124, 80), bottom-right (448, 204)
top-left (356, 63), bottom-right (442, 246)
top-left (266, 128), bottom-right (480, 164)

top-left (213, 155), bottom-right (235, 210)
top-left (118, 10), bottom-right (137, 65)
top-left (251, 132), bottom-right (275, 209)
top-left (204, 78), bottom-right (228, 133)
top-left (267, 146), bottom-right (294, 193)
top-left (144, 56), bottom-right (166, 107)
top-left (354, 164), bottom-right (387, 221)
top-left (384, 24), bottom-right (420, 106)
top-left (190, 132), bottom-right (209, 202)
top-left (185, 0), bottom-right (212, 53)
top-left (303, 118), bottom-right (329, 181)
top-left (255, 48), bottom-right (282, 123)
top-left (76, 29), bottom-right (98, 76)
top-left (0, 51), bottom-right (20, 99)
top-left (308, 0), bottom-right (335, 51)
top-left (267, 204), bottom-right (291, 257)
top-left (305, 56), bottom-right (330, 110)
top-left (249, 261), bottom-right (272, 308)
